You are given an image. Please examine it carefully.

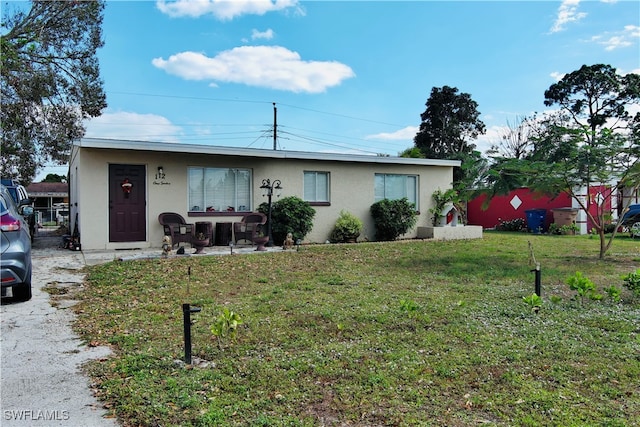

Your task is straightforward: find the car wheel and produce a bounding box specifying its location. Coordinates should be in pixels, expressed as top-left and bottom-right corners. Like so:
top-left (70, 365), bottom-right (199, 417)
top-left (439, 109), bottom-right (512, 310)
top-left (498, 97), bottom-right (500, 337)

top-left (13, 283), bottom-right (32, 301)
top-left (12, 269), bottom-right (32, 301)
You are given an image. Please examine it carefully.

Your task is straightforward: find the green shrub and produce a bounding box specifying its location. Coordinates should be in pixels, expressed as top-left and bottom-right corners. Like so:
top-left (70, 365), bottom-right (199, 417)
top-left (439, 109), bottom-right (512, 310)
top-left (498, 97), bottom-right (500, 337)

top-left (622, 269), bottom-right (640, 298)
top-left (549, 223), bottom-right (579, 235)
top-left (258, 196), bottom-right (315, 245)
top-left (370, 198), bottom-right (417, 241)
top-left (330, 210), bottom-right (363, 243)
top-left (496, 218), bottom-right (526, 231)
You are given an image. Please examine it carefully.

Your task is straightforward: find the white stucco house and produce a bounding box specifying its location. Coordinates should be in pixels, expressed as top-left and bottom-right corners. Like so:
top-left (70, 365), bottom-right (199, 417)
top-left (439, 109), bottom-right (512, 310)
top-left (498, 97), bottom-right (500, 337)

top-left (68, 138), bottom-right (468, 250)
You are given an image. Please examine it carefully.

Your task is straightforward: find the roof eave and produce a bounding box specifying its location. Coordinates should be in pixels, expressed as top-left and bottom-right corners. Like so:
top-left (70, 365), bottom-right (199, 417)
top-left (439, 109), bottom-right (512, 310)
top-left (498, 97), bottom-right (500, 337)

top-left (74, 138), bottom-right (461, 167)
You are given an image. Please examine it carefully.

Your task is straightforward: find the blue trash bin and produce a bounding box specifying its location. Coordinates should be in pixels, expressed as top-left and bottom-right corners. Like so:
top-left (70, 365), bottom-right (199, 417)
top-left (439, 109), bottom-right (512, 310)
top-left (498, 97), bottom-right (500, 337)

top-left (525, 209), bottom-right (547, 234)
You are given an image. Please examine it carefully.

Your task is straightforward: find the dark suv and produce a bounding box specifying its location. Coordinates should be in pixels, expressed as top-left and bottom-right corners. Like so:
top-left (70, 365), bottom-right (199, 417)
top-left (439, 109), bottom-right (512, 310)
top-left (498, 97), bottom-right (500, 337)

top-left (1, 184), bottom-right (33, 301)
top-left (1, 179), bottom-right (36, 240)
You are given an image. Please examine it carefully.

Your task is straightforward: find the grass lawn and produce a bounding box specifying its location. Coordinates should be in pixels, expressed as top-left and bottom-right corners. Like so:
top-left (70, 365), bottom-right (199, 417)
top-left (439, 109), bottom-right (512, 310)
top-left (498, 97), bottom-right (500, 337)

top-left (71, 232), bottom-right (640, 426)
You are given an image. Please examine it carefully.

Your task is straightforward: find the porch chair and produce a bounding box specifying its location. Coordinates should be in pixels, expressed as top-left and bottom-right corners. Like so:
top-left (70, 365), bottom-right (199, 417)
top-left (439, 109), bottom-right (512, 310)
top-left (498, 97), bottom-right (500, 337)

top-left (233, 212), bottom-right (267, 244)
top-left (158, 212), bottom-right (194, 248)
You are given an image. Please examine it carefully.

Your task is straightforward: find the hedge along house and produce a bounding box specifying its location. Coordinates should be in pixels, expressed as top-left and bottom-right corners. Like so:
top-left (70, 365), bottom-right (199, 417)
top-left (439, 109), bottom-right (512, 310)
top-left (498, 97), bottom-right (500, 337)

top-left (69, 138), bottom-right (462, 250)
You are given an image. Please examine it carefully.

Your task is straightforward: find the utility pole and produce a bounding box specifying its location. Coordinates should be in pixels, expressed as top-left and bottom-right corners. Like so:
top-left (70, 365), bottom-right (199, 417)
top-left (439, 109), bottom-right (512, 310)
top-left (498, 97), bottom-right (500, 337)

top-left (273, 102), bottom-right (277, 150)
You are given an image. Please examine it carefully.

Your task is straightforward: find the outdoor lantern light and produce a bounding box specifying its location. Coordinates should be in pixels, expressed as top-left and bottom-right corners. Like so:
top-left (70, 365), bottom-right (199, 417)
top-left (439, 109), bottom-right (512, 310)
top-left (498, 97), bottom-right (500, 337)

top-left (229, 241), bottom-right (234, 255)
top-left (260, 178), bottom-right (283, 247)
top-left (156, 166), bottom-right (166, 180)
top-left (296, 238), bottom-right (302, 252)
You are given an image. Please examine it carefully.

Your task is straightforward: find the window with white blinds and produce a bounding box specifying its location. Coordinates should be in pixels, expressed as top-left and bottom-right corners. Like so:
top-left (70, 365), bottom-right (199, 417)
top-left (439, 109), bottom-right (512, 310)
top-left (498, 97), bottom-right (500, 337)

top-left (188, 167), bottom-right (252, 212)
top-left (303, 171), bottom-right (329, 202)
top-left (374, 174), bottom-right (418, 209)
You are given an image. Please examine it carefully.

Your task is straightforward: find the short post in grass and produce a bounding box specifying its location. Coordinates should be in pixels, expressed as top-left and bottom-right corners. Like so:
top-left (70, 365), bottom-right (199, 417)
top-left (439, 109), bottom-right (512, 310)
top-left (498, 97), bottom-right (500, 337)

top-left (531, 263), bottom-right (541, 297)
top-left (528, 241), bottom-right (542, 297)
top-left (182, 303), bottom-right (202, 364)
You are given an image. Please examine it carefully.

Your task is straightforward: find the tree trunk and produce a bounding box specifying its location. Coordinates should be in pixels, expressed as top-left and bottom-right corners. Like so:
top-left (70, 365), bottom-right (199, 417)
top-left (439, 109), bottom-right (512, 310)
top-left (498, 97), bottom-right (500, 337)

top-left (598, 228), bottom-right (606, 260)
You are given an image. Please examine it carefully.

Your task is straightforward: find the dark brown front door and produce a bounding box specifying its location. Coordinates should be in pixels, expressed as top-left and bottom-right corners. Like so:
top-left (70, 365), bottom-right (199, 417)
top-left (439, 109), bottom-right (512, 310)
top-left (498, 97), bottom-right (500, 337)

top-left (109, 164), bottom-right (146, 242)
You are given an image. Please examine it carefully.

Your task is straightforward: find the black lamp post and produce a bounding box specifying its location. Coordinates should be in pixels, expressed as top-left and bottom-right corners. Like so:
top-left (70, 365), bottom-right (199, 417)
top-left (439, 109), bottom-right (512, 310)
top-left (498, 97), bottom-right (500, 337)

top-left (260, 178), bottom-right (282, 246)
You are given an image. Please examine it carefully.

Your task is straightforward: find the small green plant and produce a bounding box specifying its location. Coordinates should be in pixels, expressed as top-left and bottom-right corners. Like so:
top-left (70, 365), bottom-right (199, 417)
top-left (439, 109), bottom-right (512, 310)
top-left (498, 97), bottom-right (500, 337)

top-left (370, 198), bottom-right (418, 241)
top-left (210, 307), bottom-right (243, 349)
top-left (621, 269), bottom-right (640, 297)
top-left (399, 299), bottom-right (428, 322)
top-left (522, 293), bottom-right (543, 313)
top-left (566, 272), bottom-right (597, 306)
top-left (400, 299), bottom-right (420, 314)
top-left (330, 210), bottom-right (363, 243)
top-left (549, 295), bottom-right (563, 304)
top-left (604, 286), bottom-right (621, 302)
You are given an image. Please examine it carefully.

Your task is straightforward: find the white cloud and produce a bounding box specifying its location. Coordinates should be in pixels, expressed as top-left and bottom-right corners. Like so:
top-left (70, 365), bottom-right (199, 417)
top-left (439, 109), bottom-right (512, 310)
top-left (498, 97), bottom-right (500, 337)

top-left (152, 46), bottom-right (355, 93)
top-left (84, 111), bottom-right (182, 143)
top-left (366, 126), bottom-right (418, 141)
top-left (550, 0), bottom-right (587, 33)
top-left (590, 25), bottom-right (640, 51)
top-left (475, 125), bottom-right (506, 155)
top-left (252, 28), bottom-right (274, 40)
top-left (156, 0), bottom-right (302, 20)
top-left (550, 71), bottom-right (565, 81)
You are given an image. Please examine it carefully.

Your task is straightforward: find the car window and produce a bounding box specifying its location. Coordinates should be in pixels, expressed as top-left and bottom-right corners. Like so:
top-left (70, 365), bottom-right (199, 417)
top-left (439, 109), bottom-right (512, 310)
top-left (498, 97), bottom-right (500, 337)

top-left (0, 197), bottom-right (7, 214)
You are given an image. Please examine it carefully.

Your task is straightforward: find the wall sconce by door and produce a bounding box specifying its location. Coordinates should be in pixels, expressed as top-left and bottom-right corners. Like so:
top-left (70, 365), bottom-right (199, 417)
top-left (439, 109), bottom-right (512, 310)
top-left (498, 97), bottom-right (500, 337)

top-left (156, 166), bottom-right (166, 180)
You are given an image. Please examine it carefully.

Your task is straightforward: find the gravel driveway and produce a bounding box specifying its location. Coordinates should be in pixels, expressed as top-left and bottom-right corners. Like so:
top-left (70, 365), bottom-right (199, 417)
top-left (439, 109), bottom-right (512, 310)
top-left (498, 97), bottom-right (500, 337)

top-left (1, 231), bottom-right (118, 427)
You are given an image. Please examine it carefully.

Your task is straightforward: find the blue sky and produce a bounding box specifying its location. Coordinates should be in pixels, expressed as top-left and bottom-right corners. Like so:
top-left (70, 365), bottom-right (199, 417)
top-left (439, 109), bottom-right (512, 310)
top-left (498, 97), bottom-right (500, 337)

top-left (36, 0), bottom-right (639, 180)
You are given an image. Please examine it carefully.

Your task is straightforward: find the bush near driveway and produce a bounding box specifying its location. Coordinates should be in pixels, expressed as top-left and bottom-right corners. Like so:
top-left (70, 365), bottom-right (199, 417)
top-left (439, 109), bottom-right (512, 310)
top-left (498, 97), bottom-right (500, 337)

top-left (75, 232), bottom-right (640, 426)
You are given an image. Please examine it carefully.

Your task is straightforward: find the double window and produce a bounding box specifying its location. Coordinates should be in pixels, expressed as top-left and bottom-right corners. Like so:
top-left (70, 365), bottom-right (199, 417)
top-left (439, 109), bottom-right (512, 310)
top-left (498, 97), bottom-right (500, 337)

top-left (374, 174), bottom-right (418, 209)
top-left (188, 167), bottom-right (252, 212)
top-left (303, 171), bottom-right (330, 203)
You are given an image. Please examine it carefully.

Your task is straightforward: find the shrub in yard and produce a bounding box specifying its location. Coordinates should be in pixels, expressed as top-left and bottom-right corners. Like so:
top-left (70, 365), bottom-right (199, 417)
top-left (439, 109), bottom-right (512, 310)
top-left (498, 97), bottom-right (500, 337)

top-left (549, 223), bottom-right (579, 235)
top-left (622, 269), bottom-right (640, 298)
top-left (329, 210), bottom-right (363, 243)
top-left (495, 218), bottom-right (525, 231)
top-left (258, 196), bottom-right (315, 245)
top-left (370, 198), bottom-right (418, 241)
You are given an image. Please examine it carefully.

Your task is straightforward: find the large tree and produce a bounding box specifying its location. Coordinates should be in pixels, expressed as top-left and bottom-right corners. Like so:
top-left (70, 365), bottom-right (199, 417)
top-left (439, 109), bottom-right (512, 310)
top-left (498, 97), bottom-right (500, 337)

top-left (1, 0), bottom-right (106, 184)
top-left (488, 64), bottom-right (640, 259)
top-left (411, 86), bottom-right (487, 219)
top-left (413, 86), bottom-right (486, 186)
top-left (414, 85), bottom-right (486, 159)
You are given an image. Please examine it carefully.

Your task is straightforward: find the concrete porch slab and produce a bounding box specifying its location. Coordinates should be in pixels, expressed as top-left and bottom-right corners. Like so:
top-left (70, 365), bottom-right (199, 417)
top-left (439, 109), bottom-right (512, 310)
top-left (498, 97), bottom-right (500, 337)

top-left (417, 225), bottom-right (483, 240)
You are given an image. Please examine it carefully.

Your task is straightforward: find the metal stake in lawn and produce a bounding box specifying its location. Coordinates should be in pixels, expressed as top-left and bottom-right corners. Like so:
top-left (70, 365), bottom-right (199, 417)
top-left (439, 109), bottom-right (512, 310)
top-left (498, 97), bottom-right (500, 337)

top-left (182, 303), bottom-right (201, 364)
top-left (528, 241), bottom-right (542, 297)
top-left (182, 266), bottom-right (201, 364)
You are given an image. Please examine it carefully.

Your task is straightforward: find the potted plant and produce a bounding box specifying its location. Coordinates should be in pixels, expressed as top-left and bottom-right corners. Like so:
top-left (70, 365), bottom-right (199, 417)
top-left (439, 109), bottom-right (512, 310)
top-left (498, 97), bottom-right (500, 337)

top-left (331, 210), bottom-right (363, 243)
top-left (252, 227), bottom-right (269, 251)
top-left (192, 232), bottom-right (210, 254)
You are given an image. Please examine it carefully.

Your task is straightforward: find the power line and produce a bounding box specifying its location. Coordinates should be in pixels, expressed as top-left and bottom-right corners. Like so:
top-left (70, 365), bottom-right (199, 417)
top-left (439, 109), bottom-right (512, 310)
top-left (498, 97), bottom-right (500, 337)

top-left (103, 90), bottom-right (414, 153)
top-left (107, 90), bottom-right (409, 130)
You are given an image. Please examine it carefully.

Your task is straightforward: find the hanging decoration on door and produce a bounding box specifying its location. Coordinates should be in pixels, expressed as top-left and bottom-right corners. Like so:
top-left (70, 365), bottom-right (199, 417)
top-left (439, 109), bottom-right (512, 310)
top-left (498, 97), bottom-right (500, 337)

top-left (121, 178), bottom-right (133, 198)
